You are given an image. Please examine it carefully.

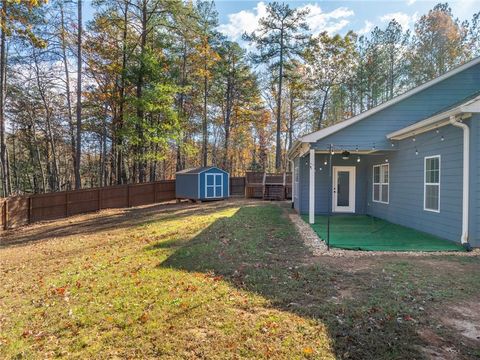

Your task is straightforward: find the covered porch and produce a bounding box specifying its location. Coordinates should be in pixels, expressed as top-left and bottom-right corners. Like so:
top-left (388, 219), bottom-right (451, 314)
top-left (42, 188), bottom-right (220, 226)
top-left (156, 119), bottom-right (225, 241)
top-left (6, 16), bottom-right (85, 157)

top-left (292, 145), bottom-right (392, 223)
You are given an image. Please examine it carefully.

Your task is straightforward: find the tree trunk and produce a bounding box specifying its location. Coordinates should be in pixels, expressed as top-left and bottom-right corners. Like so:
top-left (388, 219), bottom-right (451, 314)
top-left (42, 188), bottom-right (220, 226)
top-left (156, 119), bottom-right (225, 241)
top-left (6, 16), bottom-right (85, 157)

top-left (222, 71), bottom-right (233, 170)
top-left (275, 28), bottom-right (284, 170)
top-left (202, 59), bottom-right (208, 167)
top-left (136, 0), bottom-right (147, 182)
top-left (116, 0), bottom-right (129, 184)
top-left (288, 92), bottom-right (294, 150)
top-left (0, 0), bottom-right (9, 197)
top-left (317, 87), bottom-right (330, 130)
top-left (59, 4), bottom-right (77, 188)
top-left (75, 0), bottom-right (82, 189)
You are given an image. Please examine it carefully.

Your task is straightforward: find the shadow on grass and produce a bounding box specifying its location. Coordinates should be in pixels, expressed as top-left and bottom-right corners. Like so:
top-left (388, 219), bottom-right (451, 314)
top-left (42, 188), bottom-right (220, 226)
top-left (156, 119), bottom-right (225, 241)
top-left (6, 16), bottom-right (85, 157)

top-left (0, 199), bottom-right (241, 248)
top-left (159, 204), bottom-right (480, 359)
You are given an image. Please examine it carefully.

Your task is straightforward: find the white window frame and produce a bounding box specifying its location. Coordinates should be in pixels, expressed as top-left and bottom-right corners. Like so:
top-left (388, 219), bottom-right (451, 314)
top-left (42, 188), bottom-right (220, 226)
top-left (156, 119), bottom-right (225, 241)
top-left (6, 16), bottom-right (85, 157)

top-left (372, 163), bottom-right (389, 204)
top-left (424, 155), bottom-right (441, 213)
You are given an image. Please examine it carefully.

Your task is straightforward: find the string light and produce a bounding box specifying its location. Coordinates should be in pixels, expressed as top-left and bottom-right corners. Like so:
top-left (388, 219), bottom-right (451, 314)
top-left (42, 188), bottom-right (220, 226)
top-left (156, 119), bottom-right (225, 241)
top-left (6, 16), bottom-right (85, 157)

top-left (385, 159), bottom-right (389, 163)
top-left (415, 147), bottom-right (419, 156)
top-left (357, 156), bottom-right (361, 163)
top-left (391, 142), bottom-right (395, 147)
top-left (441, 135), bottom-right (445, 141)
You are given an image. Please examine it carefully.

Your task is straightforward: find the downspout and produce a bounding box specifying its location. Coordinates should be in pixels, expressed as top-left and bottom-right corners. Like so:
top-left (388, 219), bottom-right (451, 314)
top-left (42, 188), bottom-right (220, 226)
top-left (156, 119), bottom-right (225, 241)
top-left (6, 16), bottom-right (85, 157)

top-left (449, 115), bottom-right (472, 250)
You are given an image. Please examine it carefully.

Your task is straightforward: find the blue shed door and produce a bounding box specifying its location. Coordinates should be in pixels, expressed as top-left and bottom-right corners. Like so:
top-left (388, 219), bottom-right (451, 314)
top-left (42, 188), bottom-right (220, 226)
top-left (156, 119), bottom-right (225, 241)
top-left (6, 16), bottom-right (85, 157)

top-left (205, 173), bottom-right (223, 198)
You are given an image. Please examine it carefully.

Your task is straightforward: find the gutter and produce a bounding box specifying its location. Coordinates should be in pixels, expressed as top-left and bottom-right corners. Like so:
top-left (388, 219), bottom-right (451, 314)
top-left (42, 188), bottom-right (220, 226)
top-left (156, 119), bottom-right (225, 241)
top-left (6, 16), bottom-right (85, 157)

top-left (449, 115), bottom-right (472, 250)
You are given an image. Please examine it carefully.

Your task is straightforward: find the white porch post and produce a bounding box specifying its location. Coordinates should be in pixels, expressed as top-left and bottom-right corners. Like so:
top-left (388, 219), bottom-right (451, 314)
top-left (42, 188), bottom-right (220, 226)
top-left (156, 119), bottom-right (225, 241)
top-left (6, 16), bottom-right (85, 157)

top-left (309, 148), bottom-right (315, 224)
top-left (290, 160), bottom-right (295, 205)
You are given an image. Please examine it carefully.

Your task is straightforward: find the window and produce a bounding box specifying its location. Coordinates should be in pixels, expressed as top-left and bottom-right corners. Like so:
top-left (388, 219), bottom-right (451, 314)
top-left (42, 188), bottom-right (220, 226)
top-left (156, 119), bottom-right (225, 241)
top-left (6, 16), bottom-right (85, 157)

top-left (373, 164), bottom-right (389, 204)
top-left (424, 156), bottom-right (440, 212)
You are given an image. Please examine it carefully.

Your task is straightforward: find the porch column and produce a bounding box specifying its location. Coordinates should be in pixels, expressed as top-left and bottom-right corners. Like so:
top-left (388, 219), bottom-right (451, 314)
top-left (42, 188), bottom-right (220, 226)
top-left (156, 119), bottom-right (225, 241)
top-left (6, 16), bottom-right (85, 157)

top-left (309, 148), bottom-right (315, 224)
top-left (290, 160), bottom-right (295, 206)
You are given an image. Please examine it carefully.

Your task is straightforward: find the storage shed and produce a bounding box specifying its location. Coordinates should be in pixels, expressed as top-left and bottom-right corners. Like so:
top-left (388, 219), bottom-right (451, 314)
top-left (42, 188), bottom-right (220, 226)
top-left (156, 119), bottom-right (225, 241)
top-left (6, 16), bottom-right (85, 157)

top-left (175, 166), bottom-right (229, 201)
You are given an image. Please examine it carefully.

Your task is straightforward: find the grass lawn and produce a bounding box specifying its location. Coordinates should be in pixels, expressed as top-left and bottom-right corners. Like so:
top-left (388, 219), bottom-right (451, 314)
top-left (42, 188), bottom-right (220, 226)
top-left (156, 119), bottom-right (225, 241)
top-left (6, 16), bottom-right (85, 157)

top-left (1, 199), bottom-right (480, 359)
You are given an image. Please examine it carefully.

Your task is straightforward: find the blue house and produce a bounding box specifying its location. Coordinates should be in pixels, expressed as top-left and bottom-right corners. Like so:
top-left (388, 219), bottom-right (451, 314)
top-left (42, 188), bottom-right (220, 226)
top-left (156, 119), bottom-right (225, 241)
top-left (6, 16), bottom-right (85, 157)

top-left (176, 166), bottom-right (229, 201)
top-left (288, 56), bottom-right (480, 248)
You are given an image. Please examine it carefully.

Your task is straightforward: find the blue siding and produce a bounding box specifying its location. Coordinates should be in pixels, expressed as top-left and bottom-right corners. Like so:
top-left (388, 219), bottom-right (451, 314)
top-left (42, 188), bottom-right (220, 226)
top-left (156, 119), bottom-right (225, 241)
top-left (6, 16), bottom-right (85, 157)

top-left (295, 63), bottom-right (480, 246)
top-left (293, 157), bottom-right (300, 211)
top-left (177, 167), bottom-right (229, 200)
top-left (297, 122), bottom-right (479, 244)
top-left (471, 114), bottom-right (480, 247)
top-left (298, 153), bottom-right (371, 215)
top-left (366, 125), bottom-right (464, 242)
top-left (198, 168), bottom-right (229, 200)
top-left (311, 62), bottom-right (480, 151)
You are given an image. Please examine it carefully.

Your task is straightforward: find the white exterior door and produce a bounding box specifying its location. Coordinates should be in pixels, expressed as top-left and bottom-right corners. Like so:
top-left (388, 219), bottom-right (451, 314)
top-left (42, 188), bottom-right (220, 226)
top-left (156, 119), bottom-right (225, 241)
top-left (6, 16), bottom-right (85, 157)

top-left (332, 166), bottom-right (356, 213)
top-left (205, 173), bottom-right (223, 198)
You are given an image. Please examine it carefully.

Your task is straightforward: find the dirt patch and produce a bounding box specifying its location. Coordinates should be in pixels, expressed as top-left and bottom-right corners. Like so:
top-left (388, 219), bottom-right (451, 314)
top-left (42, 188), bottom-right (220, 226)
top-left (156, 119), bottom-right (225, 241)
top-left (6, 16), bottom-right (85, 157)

top-left (417, 328), bottom-right (460, 360)
top-left (441, 302), bottom-right (480, 343)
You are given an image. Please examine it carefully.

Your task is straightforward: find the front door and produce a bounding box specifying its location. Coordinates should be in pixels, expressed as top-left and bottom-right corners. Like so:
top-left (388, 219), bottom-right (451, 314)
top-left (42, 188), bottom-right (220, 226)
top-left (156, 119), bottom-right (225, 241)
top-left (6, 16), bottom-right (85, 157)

top-left (332, 166), bottom-right (356, 213)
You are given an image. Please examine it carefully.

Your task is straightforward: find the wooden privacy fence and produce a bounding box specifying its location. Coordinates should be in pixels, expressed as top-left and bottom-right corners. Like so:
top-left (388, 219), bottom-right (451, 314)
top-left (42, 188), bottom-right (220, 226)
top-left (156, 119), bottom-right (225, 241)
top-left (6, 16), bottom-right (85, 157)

top-left (1, 181), bottom-right (175, 230)
top-left (1, 177), bottom-right (248, 230)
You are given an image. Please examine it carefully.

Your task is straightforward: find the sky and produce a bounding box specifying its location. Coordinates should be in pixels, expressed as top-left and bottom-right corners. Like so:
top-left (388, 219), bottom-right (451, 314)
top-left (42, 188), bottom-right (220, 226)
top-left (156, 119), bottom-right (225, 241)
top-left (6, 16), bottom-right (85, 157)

top-left (84, 0), bottom-right (480, 43)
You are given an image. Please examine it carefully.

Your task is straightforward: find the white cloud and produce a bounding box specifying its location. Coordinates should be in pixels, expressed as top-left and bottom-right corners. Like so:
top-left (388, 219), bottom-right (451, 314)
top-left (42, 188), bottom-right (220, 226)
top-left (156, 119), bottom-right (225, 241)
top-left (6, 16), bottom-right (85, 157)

top-left (302, 4), bottom-right (354, 35)
top-left (406, 0), bottom-right (416, 5)
top-left (380, 11), bottom-right (418, 30)
top-left (217, 2), bottom-right (268, 42)
top-left (218, 2), bottom-right (355, 42)
top-left (357, 20), bottom-right (374, 35)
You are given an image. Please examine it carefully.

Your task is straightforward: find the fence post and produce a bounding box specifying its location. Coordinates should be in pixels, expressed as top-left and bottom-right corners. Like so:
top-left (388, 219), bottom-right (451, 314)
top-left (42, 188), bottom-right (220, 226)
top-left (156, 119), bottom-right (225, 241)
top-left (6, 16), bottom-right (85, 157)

top-left (4, 199), bottom-right (8, 230)
top-left (127, 184), bottom-right (131, 207)
top-left (65, 191), bottom-right (69, 217)
top-left (28, 196), bottom-right (32, 225)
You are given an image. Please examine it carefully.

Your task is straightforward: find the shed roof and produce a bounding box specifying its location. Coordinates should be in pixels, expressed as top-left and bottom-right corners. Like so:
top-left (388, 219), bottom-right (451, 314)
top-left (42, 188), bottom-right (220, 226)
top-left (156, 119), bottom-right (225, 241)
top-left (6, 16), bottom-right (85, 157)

top-left (176, 166), bottom-right (226, 175)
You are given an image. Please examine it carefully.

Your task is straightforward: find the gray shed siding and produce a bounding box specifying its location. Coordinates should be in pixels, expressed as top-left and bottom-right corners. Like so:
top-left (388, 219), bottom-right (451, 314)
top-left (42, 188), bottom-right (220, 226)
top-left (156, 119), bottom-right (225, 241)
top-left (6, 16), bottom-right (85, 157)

top-left (175, 174), bottom-right (199, 199)
top-left (311, 62), bottom-right (480, 151)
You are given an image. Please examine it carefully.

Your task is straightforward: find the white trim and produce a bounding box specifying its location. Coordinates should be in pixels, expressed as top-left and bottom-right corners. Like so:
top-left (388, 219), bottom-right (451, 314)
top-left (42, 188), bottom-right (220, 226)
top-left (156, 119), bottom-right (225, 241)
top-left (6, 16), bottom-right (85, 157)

top-left (291, 160), bottom-right (295, 204)
top-left (387, 97), bottom-right (480, 140)
top-left (309, 148), bottom-right (315, 224)
top-left (205, 173), bottom-right (223, 199)
top-left (332, 166), bottom-right (356, 213)
top-left (293, 56), bottom-right (480, 145)
top-left (449, 116), bottom-right (470, 244)
top-left (227, 173), bottom-right (230, 197)
top-left (372, 163), bottom-right (389, 204)
top-left (423, 155), bottom-right (441, 213)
